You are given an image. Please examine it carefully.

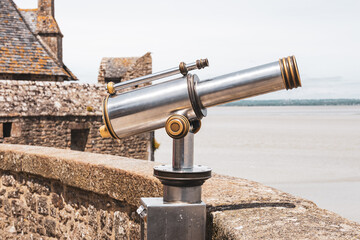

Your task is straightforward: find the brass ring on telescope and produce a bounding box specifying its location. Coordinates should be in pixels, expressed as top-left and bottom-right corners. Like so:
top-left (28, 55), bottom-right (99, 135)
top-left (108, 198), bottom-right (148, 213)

top-left (187, 74), bottom-right (207, 119)
top-left (101, 95), bottom-right (120, 139)
top-left (165, 115), bottom-right (190, 139)
top-left (279, 56), bottom-right (302, 90)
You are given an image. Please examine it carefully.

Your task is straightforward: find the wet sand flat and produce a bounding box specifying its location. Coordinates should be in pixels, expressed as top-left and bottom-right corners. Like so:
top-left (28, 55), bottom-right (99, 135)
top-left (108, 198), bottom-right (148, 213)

top-left (154, 106), bottom-right (360, 223)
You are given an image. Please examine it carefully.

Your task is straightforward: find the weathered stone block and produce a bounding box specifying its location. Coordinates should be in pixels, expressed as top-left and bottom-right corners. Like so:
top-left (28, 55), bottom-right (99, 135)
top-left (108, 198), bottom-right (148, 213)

top-left (51, 193), bottom-right (64, 209)
top-left (129, 221), bottom-right (141, 240)
top-left (3, 199), bottom-right (11, 216)
top-left (25, 193), bottom-right (37, 212)
top-left (88, 205), bottom-right (98, 233)
top-left (37, 197), bottom-right (49, 216)
top-left (2, 174), bottom-right (16, 187)
top-left (36, 225), bottom-right (46, 236)
top-left (100, 209), bottom-right (106, 230)
top-left (7, 189), bottom-right (21, 199)
top-left (11, 200), bottom-right (23, 216)
top-left (44, 218), bottom-right (56, 237)
top-left (14, 216), bottom-right (25, 234)
top-left (0, 189), bottom-right (6, 196)
top-left (51, 181), bottom-right (63, 196)
top-left (59, 208), bottom-right (71, 224)
top-left (114, 211), bottom-right (128, 239)
top-left (26, 177), bottom-right (50, 195)
top-left (80, 205), bottom-right (87, 216)
top-left (50, 207), bottom-right (57, 218)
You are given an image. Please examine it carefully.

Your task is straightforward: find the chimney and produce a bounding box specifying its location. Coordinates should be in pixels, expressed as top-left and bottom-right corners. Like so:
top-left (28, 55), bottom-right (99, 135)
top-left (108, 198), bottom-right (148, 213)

top-left (36, 0), bottom-right (63, 62)
top-left (38, 0), bottom-right (54, 17)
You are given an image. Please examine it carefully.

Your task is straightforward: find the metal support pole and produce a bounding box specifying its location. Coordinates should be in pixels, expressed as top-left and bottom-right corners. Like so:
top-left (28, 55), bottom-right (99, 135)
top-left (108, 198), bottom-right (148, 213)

top-left (139, 132), bottom-right (210, 240)
top-left (172, 133), bottom-right (194, 170)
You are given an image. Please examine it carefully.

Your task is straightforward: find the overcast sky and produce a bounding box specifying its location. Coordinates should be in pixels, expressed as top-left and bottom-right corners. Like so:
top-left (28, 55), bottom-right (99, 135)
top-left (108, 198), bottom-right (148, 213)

top-left (14, 0), bottom-right (360, 99)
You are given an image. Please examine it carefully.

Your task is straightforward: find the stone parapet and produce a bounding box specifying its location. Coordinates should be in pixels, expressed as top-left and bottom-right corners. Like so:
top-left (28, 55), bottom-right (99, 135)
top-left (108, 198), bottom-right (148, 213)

top-left (0, 144), bottom-right (359, 239)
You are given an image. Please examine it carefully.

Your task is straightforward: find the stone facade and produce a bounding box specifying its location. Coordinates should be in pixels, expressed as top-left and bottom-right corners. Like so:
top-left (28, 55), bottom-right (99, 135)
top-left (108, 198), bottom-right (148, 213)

top-left (0, 80), bottom-right (153, 160)
top-left (0, 116), bottom-right (151, 160)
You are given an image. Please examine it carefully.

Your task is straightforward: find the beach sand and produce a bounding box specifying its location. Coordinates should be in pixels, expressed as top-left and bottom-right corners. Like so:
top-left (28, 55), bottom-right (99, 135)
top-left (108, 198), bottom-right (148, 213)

top-left (154, 106), bottom-right (360, 223)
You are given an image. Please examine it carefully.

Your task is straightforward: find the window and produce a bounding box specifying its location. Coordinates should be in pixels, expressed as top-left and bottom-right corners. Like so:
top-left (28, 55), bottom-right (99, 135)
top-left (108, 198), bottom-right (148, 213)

top-left (70, 129), bottom-right (89, 151)
top-left (3, 123), bottom-right (12, 138)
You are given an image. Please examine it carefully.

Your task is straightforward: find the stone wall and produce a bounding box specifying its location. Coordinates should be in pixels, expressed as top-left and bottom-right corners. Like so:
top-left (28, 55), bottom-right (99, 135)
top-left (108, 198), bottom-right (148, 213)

top-left (0, 170), bottom-right (139, 239)
top-left (0, 144), bottom-right (359, 239)
top-left (0, 116), bottom-right (151, 160)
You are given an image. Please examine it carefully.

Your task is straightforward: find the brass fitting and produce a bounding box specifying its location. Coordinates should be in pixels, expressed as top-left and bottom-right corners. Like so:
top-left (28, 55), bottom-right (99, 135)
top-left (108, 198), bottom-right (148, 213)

top-left (99, 125), bottom-right (111, 138)
top-left (196, 58), bottom-right (209, 69)
top-left (179, 62), bottom-right (188, 75)
top-left (107, 82), bottom-right (116, 95)
top-left (165, 115), bottom-right (190, 139)
top-left (279, 56), bottom-right (301, 90)
top-left (179, 58), bottom-right (209, 76)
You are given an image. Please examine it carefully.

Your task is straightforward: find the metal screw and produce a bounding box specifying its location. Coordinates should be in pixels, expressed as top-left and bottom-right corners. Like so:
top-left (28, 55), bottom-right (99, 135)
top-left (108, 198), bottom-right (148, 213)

top-left (136, 205), bottom-right (147, 219)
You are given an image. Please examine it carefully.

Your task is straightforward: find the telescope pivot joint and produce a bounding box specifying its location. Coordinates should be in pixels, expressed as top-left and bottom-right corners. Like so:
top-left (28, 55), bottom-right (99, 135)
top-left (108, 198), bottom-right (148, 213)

top-left (165, 114), bottom-right (190, 139)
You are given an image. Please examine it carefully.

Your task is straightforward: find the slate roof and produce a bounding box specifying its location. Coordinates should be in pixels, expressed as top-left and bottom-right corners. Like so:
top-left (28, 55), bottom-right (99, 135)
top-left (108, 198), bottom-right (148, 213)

top-left (0, 80), bottom-right (105, 117)
top-left (18, 9), bottom-right (37, 33)
top-left (0, 0), bottom-right (76, 80)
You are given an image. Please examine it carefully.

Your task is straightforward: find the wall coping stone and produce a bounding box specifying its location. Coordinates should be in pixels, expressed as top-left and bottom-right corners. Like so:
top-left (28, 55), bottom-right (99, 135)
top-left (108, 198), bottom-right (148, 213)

top-left (0, 144), bottom-right (359, 239)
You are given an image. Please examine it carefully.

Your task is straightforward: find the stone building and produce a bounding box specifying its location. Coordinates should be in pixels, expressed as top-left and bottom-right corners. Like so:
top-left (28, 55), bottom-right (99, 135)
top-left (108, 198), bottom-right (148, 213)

top-left (0, 80), bottom-right (153, 160)
top-left (98, 52), bottom-right (152, 84)
top-left (0, 0), bottom-right (76, 81)
top-left (0, 0), bottom-right (154, 160)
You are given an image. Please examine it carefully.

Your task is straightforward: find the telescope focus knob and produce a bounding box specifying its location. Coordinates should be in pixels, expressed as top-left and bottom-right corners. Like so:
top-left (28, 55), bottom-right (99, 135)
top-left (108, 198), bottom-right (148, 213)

top-left (100, 125), bottom-right (111, 138)
top-left (165, 115), bottom-right (190, 139)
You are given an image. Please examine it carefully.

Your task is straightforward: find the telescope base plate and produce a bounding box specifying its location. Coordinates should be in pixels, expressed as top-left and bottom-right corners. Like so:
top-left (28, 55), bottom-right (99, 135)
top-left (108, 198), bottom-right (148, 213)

top-left (154, 165), bottom-right (211, 184)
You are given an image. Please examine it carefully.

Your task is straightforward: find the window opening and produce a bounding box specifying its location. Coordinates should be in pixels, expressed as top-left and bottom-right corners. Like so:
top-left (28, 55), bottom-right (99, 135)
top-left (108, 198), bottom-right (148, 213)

top-left (3, 123), bottom-right (12, 138)
top-left (70, 129), bottom-right (89, 151)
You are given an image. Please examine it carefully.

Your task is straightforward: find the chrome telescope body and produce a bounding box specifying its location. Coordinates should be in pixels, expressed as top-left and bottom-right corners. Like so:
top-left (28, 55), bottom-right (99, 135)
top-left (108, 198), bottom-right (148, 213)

top-left (101, 56), bottom-right (301, 139)
top-left (101, 56), bottom-right (301, 240)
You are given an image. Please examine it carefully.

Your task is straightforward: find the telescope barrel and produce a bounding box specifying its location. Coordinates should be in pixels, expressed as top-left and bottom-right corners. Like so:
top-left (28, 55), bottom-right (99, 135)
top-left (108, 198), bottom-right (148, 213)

top-left (101, 56), bottom-right (301, 139)
top-left (197, 56), bottom-right (301, 108)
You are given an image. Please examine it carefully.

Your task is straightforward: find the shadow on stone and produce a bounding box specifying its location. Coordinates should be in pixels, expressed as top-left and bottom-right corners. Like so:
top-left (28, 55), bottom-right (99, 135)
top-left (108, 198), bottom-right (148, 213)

top-left (208, 202), bottom-right (296, 213)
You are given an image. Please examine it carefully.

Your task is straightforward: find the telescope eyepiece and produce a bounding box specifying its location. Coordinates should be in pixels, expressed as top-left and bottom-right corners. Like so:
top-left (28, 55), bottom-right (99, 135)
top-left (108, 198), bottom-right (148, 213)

top-left (279, 56), bottom-right (301, 90)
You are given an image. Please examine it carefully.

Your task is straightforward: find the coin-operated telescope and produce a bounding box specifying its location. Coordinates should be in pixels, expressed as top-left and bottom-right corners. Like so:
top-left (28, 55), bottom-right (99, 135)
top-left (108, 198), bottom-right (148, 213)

top-left (100, 56), bottom-right (301, 240)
